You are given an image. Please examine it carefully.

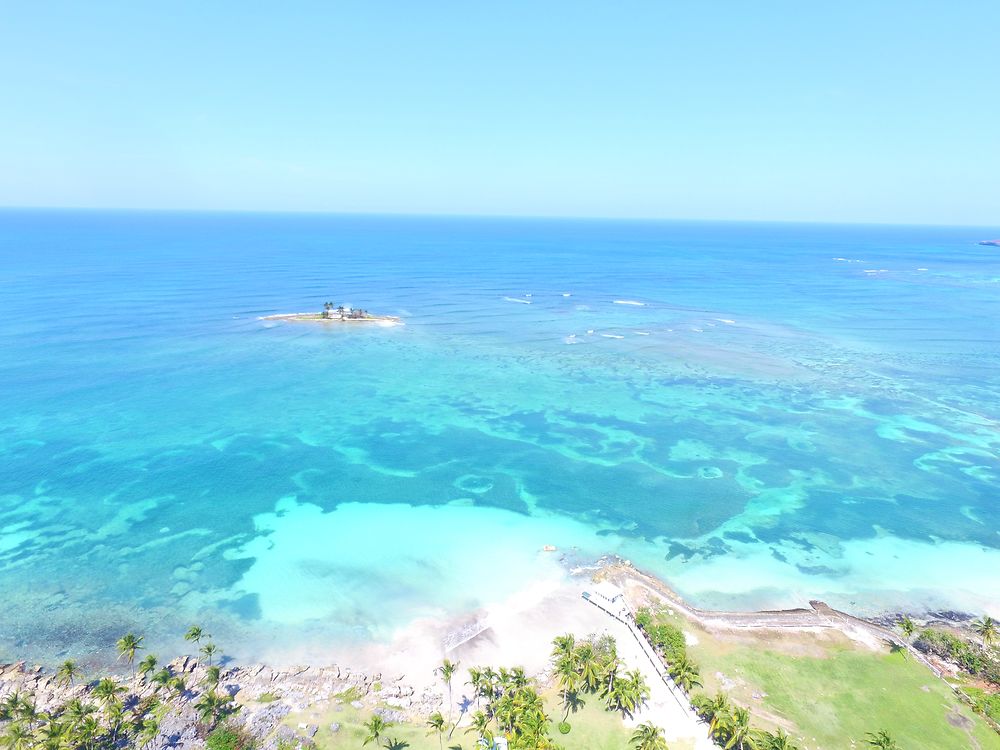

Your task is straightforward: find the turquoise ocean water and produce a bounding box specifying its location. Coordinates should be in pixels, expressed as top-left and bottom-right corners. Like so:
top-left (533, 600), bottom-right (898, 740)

top-left (1, 210), bottom-right (998, 664)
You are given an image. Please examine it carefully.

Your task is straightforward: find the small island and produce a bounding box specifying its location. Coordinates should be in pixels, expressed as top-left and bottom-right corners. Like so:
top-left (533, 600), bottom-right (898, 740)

top-left (260, 301), bottom-right (402, 325)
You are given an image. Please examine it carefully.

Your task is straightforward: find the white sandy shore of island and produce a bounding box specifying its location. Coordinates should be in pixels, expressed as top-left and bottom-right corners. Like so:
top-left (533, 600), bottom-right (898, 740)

top-left (258, 312), bottom-right (403, 325)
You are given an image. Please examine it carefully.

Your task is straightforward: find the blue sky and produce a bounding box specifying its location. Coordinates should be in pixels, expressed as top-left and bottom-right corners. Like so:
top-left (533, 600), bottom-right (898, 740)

top-left (1, 1), bottom-right (998, 224)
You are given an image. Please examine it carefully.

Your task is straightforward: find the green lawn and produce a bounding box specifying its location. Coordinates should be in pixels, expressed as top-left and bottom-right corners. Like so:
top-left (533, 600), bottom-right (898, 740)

top-left (670, 613), bottom-right (1000, 750)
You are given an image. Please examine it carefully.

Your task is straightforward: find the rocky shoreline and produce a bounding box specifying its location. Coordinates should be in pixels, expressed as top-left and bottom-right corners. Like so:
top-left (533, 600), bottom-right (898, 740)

top-left (2, 560), bottom-right (992, 749)
top-left (0, 656), bottom-right (438, 750)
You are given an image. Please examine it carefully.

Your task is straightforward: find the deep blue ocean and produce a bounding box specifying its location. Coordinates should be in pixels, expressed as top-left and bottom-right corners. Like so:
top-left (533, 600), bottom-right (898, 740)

top-left (1, 210), bottom-right (998, 664)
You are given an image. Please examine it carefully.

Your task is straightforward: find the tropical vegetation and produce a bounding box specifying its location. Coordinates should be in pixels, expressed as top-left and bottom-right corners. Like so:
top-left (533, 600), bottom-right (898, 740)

top-left (0, 624), bottom-right (239, 750)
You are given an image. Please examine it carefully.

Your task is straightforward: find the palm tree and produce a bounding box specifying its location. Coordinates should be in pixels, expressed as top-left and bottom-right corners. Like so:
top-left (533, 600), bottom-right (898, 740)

top-left (362, 715), bottom-right (389, 746)
top-left (194, 690), bottom-right (232, 726)
top-left (972, 615), bottom-right (997, 648)
top-left (63, 698), bottom-right (96, 727)
top-left (170, 676), bottom-right (188, 700)
top-left (898, 616), bottom-right (916, 640)
top-left (77, 715), bottom-right (101, 750)
top-left (554, 654), bottom-right (580, 720)
top-left (509, 666), bottom-right (528, 689)
top-left (36, 719), bottom-right (67, 749)
top-left (865, 729), bottom-right (900, 749)
top-left (703, 692), bottom-right (732, 738)
top-left (105, 702), bottom-right (128, 745)
top-left (56, 659), bottom-right (81, 687)
top-left (437, 659), bottom-right (458, 722)
top-left (551, 633), bottom-right (576, 661)
top-left (203, 665), bottom-right (222, 689)
top-left (185, 625), bottom-right (207, 645)
top-left (137, 654), bottom-right (158, 682)
top-left (609, 670), bottom-right (649, 718)
top-left (630, 721), bottom-right (669, 750)
top-left (1, 723), bottom-right (33, 750)
top-left (137, 716), bottom-right (159, 749)
top-left (465, 710), bottom-right (493, 745)
top-left (763, 728), bottom-right (799, 750)
top-left (575, 643), bottom-right (602, 692)
top-left (115, 633), bottom-right (144, 677)
top-left (669, 656), bottom-right (702, 693)
top-left (150, 668), bottom-right (172, 693)
top-left (466, 667), bottom-right (483, 709)
top-left (93, 678), bottom-right (126, 709)
top-left (200, 642), bottom-right (219, 666)
top-left (722, 706), bottom-right (756, 750)
top-left (425, 711), bottom-right (446, 750)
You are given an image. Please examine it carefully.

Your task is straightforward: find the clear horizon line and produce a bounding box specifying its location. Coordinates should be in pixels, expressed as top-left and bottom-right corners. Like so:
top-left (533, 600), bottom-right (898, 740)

top-left (0, 203), bottom-right (998, 231)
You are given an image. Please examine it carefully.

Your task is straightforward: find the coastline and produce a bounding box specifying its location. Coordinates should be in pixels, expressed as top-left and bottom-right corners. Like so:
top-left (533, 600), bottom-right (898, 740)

top-left (4, 556), bottom-right (988, 749)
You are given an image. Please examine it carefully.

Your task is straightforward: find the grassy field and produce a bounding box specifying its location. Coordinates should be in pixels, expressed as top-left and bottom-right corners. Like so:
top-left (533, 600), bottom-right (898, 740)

top-left (656, 608), bottom-right (1000, 750)
top-left (280, 686), bottom-right (637, 750)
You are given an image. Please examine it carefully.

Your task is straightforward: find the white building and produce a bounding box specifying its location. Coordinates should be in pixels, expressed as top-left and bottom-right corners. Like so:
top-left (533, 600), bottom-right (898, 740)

top-left (583, 581), bottom-right (628, 619)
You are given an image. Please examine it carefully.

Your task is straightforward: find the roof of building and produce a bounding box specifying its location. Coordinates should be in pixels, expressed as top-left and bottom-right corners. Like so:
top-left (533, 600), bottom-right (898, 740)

top-left (592, 580), bottom-right (625, 601)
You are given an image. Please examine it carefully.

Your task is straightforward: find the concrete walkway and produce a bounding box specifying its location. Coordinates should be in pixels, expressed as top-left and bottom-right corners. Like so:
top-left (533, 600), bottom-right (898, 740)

top-left (583, 593), bottom-right (716, 750)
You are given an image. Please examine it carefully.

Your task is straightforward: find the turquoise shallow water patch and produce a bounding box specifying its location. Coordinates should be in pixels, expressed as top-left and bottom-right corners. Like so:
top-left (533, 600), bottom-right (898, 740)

top-left (0, 211), bottom-right (998, 663)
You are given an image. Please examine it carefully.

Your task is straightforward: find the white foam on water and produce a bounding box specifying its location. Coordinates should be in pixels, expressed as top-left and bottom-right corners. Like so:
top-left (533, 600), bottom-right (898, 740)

top-left (715, 318), bottom-right (736, 324)
top-left (634, 331), bottom-right (650, 336)
top-left (601, 334), bottom-right (625, 339)
top-left (562, 293), bottom-right (572, 297)
top-left (613, 299), bottom-right (645, 306)
top-left (666, 534), bottom-right (1000, 615)
top-left (503, 296), bottom-right (532, 304)
top-left (227, 498), bottom-right (619, 630)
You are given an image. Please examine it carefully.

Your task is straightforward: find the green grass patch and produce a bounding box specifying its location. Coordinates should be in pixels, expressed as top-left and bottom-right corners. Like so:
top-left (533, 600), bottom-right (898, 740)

top-left (256, 692), bottom-right (280, 703)
top-left (963, 686), bottom-right (1000, 724)
top-left (539, 687), bottom-right (633, 750)
top-left (331, 685), bottom-right (365, 703)
top-left (685, 629), bottom-right (1000, 750)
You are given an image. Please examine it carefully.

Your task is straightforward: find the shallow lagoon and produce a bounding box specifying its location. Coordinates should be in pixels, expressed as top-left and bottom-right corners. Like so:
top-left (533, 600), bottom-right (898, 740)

top-left (0, 211), bottom-right (997, 663)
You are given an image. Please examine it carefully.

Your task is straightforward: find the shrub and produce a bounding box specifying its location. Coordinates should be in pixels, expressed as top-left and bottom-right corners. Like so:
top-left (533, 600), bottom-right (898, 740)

top-left (964, 688), bottom-right (1000, 724)
top-left (206, 725), bottom-right (255, 750)
top-left (557, 721), bottom-right (571, 734)
top-left (648, 622), bottom-right (687, 662)
top-left (635, 608), bottom-right (653, 630)
top-left (914, 627), bottom-right (999, 685)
